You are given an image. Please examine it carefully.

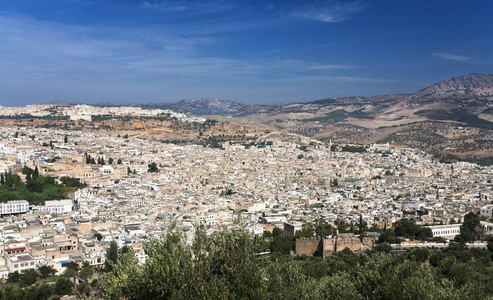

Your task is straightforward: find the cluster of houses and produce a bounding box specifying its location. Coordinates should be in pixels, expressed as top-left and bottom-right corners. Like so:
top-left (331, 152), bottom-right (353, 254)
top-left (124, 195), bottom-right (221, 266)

top-left (0, 106), bottom-right (491, 276)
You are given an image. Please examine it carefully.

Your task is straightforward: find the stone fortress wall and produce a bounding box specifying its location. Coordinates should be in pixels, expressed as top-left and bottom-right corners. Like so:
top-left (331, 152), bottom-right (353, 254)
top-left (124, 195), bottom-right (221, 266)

top-left (295, 233), bottom-right (372, 258)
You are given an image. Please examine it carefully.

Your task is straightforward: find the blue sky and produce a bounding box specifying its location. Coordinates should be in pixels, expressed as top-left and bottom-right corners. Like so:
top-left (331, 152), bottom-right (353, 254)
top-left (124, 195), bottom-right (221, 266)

top-left (0, 0), bottom-right (491, 106)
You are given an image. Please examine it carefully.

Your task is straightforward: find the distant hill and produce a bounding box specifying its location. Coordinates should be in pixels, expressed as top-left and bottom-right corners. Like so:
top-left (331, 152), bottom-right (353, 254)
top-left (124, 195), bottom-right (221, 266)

top-left (89, 74), bottom-right (493, 157)
top-left (43, 100), bottom-right (74, 107)
top-left (409, 73), bottom-right (493, 106)
top-left (128, 74), bottom-right (492, 117)
top-left (142, 98), bottom-right (250, 115)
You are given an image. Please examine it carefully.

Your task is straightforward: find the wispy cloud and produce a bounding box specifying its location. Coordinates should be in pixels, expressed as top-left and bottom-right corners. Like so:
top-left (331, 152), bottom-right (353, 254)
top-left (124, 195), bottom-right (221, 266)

top-left (306, 64), bottom-right (358, 71)
top-left (433, 52), bottom-right (473, 62)
top-left (0, 13), bottom-right (389, 105)
top-left (140, 1), bottom-right (233, 13)
top-left (292, 1), bottom-right (368, 23)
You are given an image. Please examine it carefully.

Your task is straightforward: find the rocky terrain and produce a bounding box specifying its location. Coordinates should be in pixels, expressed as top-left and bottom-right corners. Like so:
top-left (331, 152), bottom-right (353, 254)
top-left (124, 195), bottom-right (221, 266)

top-left (142, 74), bottom-right (493, 160)
top-left (47, 74), bottom-right (493, 161)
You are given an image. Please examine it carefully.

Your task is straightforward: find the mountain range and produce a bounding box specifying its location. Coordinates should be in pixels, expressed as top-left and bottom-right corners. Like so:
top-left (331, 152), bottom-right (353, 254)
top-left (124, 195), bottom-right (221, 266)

top-left (51, 74), bottom-right (493, 159)
top-left (136, 73), bottom-right (492, 116)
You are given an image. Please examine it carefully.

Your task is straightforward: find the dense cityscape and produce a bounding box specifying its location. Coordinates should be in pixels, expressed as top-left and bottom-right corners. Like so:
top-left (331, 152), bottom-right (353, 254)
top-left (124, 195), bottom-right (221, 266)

top-left (1, 0), bottom-right (491, 298)
top-left (0, 104), bottom-right (492, 298)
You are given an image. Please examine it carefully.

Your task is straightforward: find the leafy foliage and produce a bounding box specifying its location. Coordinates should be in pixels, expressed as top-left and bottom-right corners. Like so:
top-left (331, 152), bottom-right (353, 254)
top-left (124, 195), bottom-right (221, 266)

top-left (394, 218), bottom-right (433, 240)
top-left (0, 172), bottom-right (84, 205)
top-left (455, 212), bottom-right (484, 244)
top-left (147, 162), bottom-right (159, 173)
top-left (98, 227), bottom-right (493, 300)
top-left (341, 145), bottom-right (367, 153)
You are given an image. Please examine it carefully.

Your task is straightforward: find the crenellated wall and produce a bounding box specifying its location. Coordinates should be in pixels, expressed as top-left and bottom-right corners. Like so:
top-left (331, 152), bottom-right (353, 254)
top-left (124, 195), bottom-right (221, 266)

top-left (296, 233), bottom-right (373, 259)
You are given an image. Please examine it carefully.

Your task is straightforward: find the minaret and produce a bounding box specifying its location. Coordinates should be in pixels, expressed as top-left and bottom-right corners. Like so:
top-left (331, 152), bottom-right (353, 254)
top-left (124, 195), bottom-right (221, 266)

top-left (19, 151), bottom-right (25, 168)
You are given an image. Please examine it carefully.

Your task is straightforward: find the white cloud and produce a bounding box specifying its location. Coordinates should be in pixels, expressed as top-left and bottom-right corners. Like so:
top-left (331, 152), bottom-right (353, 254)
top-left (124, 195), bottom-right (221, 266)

top-left (292, 1), bottom-right (368, 23)
top-left (433, 52), bottom-right (473, 62)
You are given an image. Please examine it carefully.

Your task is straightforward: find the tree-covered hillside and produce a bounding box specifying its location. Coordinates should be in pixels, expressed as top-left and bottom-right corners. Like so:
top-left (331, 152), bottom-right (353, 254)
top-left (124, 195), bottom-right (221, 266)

top-left (0, 168), bottom-right (86, 205)
top-left (99, 226), bottom-right (493, 300)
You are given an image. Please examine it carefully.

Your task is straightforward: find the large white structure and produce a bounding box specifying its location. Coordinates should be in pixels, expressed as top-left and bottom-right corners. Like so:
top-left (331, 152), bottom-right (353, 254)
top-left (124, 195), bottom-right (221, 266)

top-left (0, 200), bottom-right (29, 215)
top-left (480, 205), bottom-right (493, 219)
top-left (370, 143), bottom-right (390, 152)
top-left (6, 254), bottom-right (37, 273)
top-left (100, 165), bottom-right (115, 175)
top-left (425, 224), bottom-right (461, 238)
top-left (34, 199), bottom-right (73, 215)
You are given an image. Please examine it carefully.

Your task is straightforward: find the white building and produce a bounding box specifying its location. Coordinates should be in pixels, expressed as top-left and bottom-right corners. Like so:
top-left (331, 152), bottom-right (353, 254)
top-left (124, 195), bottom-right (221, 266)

top-left (370, 143), bottom-right (390, 152)
top-left (6, 254), bottom-right (37, 273)
top-left (100, 165), bottom-right (115, 175)
top-left (425, 224), bottom-right (461, 238)
top-left (480, 205), bottom-right (493, 219)
top-left (0, 200), bottom-right (29, 215)
top-left (34, 200), bottom-right (73, 215)
top-left (128, 164), bottom-right (148, 175)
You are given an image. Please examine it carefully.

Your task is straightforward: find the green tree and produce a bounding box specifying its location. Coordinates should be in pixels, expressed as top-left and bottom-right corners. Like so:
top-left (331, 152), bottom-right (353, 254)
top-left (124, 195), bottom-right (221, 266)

top-left (21, 165), bottom-right (32, 175)
top-left (99, 227), bottom-right (269, 299)
top-left (26, 180), bottom-right (43, 193)
top-left (456, 212), bottom-right (483, 244)
top-left (407, 248), bottom-right (430, 263)
top-left (20, 268), bottom-right (40, 286)
top-left (93, 233), bottom-right (103, 241)
top-left (337, 220), bottom-right (350, 233)
top-left (83, 226), bottom-right (493, 299)
top-left (270, 236), bottom-right (295, 255)
top-left (55, 277), bottom-right (74, 295)
top-left (417, 227), bottom-right (433, 240)
top-left (394, 218), bottom-right (419, 239)
top-left (2, 284), bottom-right (26, 299)
top-left (332, 178), bottom-right (338, 187)
top-left (79, 261), bottom-right (93, 279)
top-left (103, 240), bottom-right (119, 272)
top-left (295, 223), bottom-right (314, 238)
top-left (487, 235), bottom-right (493, 252)
top-left (359, 214), bottom-right (363, 234)
top-left (7, 271), bottom-right (21, 284)
top-left (63, 262), bottom-right (79, 278)
top-left (272, 227), bottom-right (282, 237)
top-left (314, 219), bottom-right (335, 238)
top-left (36, 283), bottom-right (56, 300)
top-left (33, 166), bottom-right (39, 180)
top-left (313, 272), bottom-right (362, 299)
top-left (38, 265), bottom-right (57, 279)
top-left (377, 228), bottom-right (401, 244)
top-left (394, 218), bottom-right (433, 240)
top-left (147, 162), bottom-right (159, 173)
